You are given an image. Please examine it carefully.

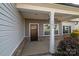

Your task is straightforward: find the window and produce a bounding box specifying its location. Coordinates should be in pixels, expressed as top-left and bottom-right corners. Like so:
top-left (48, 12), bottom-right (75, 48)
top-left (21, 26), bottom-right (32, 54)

top-left (54, 24), bottom-right (59, 35)
top-left (43, 24), bottom-right (59, 36)
top-left (43, 24), bottom-right (50, 35)
top-left (63, 26), bottom-right (71, 34)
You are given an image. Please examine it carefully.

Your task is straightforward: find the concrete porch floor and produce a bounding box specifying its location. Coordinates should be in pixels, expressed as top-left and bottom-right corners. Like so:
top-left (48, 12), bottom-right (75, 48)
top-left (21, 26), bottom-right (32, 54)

top-left (21, 38), bottom-right (61, 56)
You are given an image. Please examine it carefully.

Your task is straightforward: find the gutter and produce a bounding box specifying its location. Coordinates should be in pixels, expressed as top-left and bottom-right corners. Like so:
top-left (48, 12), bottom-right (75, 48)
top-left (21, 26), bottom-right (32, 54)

top-left (56, 3), bottom-right (79, 8)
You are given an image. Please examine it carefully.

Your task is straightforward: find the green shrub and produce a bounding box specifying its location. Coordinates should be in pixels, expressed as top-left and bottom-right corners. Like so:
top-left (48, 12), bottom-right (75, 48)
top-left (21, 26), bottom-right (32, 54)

top-left (70, 32), bottom-right (78, 38)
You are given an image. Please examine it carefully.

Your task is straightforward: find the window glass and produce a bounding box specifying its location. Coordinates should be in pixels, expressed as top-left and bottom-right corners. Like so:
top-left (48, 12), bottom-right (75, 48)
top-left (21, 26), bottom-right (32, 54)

top-left (43, 24), bottom-right (50, 35)
top-left (54, 24), bottom-right (59, 35)
top-left (63, 26), bottom-right (71, 34)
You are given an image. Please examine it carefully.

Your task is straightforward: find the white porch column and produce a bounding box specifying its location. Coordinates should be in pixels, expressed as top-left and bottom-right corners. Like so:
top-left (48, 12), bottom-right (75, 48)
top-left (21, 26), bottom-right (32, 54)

top-left (49, 11), bottom-right (55, 53)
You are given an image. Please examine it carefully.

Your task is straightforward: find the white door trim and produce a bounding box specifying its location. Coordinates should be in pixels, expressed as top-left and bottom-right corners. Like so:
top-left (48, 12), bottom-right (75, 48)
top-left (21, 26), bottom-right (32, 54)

top-left (29, 23), bottom-right (39, 41)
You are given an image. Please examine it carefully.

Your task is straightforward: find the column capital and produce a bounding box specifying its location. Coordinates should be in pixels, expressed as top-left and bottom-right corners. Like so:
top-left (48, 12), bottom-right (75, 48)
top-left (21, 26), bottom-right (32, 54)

top-left (49, 10), bottom-right (55, 14)
top-left (50, 11), bottom-right (54, 24)
top-left (49, 11), bottom-right (55, 18)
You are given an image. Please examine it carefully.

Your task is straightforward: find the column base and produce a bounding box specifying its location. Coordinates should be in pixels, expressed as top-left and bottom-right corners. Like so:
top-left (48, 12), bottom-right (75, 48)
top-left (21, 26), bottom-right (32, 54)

top-left (48, 52), bottom-right (56, 56)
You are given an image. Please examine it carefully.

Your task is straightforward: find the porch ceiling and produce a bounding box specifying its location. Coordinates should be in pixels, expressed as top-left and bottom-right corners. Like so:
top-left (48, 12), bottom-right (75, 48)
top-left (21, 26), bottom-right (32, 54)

top-left (18, 8), bottom-right (79, 21)
top-left (55, 13), bottom-right (79, 21)
top-left (19, 8), bottom-right (49, 20)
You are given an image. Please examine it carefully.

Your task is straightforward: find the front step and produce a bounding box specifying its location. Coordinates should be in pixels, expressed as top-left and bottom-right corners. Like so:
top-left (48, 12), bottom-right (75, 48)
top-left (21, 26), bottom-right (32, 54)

top-left (28, 52), bottom-right (52, 56)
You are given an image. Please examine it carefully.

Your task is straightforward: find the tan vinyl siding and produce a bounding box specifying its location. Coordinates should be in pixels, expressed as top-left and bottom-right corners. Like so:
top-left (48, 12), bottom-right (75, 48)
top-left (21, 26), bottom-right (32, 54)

top-left (0, 3), bottom-right (24, 56)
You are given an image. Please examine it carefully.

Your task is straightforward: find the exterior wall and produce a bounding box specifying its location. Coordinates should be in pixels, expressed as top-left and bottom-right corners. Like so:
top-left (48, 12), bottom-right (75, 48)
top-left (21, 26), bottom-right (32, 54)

top-left (74, 23), bottom-right (79, 30)
top-left (70, 18), bottom-right (79, 30)
top-left (25, 19), bottom-right (50, 40)
top-left (0, 3), bottom-right (25, 56)
top-left (25, 19), bottom-right (79, 39)
top-left (55, 21), bottom-right (78, 35)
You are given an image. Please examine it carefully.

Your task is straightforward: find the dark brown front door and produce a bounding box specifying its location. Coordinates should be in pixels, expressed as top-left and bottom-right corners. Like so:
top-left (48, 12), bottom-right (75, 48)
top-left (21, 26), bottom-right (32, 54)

top-left (30, 24), bottom-right (38, 41)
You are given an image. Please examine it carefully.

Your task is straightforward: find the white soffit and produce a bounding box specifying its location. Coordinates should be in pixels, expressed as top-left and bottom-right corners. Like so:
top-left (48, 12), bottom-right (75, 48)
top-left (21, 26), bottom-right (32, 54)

top-left (19, 8), bottom-right (49, 20)
top-left (18, 8), bottom-right (79, 20)
top-left (70, 18), bottom-right (79, 21)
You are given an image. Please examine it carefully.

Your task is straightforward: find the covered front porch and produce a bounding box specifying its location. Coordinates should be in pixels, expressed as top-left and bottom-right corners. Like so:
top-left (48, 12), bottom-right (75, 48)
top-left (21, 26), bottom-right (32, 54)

top-left (16, 4), bottom-right (79, 56)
